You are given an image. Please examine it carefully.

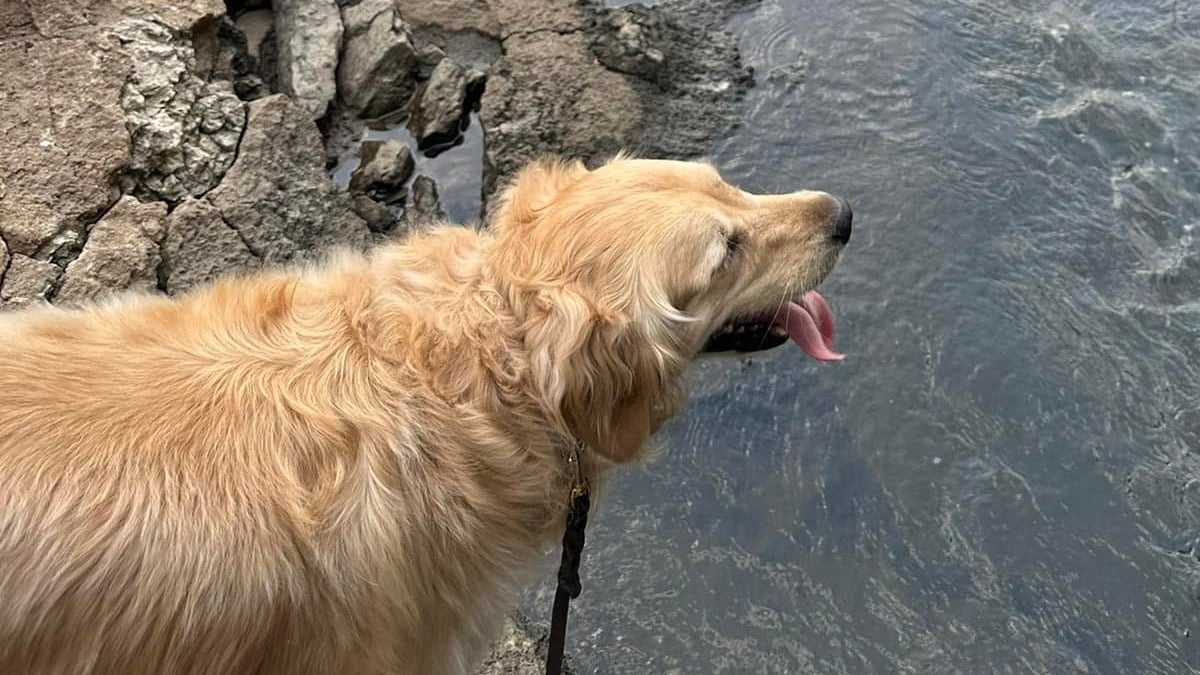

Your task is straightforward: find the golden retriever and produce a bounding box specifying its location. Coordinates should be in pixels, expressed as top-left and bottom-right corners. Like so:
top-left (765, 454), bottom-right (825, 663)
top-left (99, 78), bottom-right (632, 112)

top-left (0, 156), bottom-right (851, 674)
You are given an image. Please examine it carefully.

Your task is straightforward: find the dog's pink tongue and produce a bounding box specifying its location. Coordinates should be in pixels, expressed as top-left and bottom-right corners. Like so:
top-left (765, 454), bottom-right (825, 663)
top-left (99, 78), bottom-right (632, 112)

top-left (776, 291), bottom-right (843, 362)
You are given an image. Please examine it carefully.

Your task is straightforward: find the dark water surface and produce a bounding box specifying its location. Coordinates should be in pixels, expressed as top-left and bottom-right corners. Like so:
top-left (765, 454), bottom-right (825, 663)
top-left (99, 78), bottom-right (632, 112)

top-left (523, 1), bottom-right (1200, 672)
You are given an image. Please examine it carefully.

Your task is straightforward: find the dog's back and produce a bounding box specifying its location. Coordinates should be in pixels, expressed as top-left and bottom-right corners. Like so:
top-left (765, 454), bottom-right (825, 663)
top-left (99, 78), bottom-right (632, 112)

top-left (0, 233), bottom-right (560, 675)
top-left (0, 271), bottom-right (386, 674)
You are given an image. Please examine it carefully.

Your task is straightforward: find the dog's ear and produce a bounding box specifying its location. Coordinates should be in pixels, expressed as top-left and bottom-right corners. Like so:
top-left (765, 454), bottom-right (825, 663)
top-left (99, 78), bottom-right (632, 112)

top-left (491, 157), bottom-right (589, 231)
top-left (524, 285), bottom-right (684, 464)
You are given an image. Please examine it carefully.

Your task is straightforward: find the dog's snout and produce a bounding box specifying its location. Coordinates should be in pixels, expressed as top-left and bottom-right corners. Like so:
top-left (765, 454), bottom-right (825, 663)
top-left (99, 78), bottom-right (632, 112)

top-left (831, 197), bottom-right (852, 245)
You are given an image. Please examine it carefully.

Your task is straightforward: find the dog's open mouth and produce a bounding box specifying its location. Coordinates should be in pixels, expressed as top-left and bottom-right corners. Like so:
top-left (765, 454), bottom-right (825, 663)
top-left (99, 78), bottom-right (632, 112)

top-left (701, 291), bottom-right (843, 361)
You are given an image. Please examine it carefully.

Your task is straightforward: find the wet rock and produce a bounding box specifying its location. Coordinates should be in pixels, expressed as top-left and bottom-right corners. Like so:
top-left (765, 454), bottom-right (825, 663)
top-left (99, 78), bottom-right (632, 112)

top-left (161, 198), bottom-right (261, 295)
top-left (592, 0), bottom-right (757, 92)
top-left (338, 0), bottom-right (422, 118)
top-left (114, 18), bottom-right (246, 203)
top-left (0, 256), bottom-right (60, 308)
top-left (349, 140), bottom-right (415, 204)
top-left (350, 195), bottom-right (400, 235)
top-left (273, 0), bottom-right (342, 119)
top-left (205, 94), bottom-right (371, 264)
top-left (407, 175), bottom-right (447, 226)
top-left (56, 197), bottom-right (167, 304)
top-left (409, 58), bottom-right (486, 152)
top-left (765, 57), bottom-right (807, 91)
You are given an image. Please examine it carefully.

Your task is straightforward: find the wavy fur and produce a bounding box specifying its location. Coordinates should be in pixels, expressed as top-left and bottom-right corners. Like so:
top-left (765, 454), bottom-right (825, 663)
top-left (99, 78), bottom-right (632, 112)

top-left (0, 156), bottom-right (844, 674)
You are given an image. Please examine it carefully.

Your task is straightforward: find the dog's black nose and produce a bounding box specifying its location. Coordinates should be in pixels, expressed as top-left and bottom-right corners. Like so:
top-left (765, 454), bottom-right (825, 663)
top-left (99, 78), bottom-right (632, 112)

top-left (831, 197), bottom-right (852, 245)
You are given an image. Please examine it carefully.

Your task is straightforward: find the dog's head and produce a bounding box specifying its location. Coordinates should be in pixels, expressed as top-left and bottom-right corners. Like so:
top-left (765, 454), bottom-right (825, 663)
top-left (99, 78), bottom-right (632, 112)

top-left (488, 156), bottom-right (851, 463)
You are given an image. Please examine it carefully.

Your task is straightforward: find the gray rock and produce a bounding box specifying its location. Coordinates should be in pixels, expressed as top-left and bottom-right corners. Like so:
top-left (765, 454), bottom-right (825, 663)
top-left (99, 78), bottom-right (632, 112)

top-left (0, 33), bottom-right (131, 257)
top-left (480, 26), bottom-right (641, 202)
top-left (0, 235), bottom-right (9, 289)
top-left (24, 0), bottom-right (226, 39)
top-left (394, 0), bottom-right (501, 40)
top-left (765, 57), bottom-right (807, 91)
top-left (258, 23), bottom-right (281, 93)
top-left (594, 0), bottom-right (754, 161)
top-left (113, 18), bottom-right (246, 204)
top-left (351, 195), bottom-right (400, 235)
top-left (206, 94), bottom-right (371, 264)
top-left (479, 0), bottom-right (751, 206)
top-left (409, 59), bottom-right (485, 152)
top-left (591, 5), bottom-right (669, 82)
top-left (392, 0), bottom-right (502, 68)
top-left (0, 2), bottom-right (36, 40)
top-left (161, 198), bottom-right (261, 295)
top-left (273, 0), bottom-right (343, 119)
top-left (338, 0), bottom-right (422, 118)
top-left (489, 0), bottom-right (582, 37)
top-left (349, 140), bottom-right (415, 203)
top-left (476, 616), bottom-right (570, 675)
top-left (407, 175), bottom-right (447, 226)
top-left (56, 197), bottom-right (167, 304)
top-left (0, 255), bottom-right (60, 308)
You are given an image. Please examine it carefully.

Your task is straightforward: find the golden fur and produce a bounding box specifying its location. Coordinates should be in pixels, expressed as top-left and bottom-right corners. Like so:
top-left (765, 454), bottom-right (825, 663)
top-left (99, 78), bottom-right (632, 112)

top-left (0, 156), bottom-right (846, 674)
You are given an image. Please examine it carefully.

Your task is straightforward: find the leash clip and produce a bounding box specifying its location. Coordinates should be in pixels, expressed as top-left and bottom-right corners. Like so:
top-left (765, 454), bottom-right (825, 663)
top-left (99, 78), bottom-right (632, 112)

top-left (546, 440), bottom-right (593, 675)
top-left (566, 439), bottom-right (589, 498)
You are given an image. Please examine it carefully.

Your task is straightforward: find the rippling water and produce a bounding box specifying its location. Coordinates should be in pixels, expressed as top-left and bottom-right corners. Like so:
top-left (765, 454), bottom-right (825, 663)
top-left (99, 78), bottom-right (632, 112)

top-left (523, 1), bottom-right (1200, 672)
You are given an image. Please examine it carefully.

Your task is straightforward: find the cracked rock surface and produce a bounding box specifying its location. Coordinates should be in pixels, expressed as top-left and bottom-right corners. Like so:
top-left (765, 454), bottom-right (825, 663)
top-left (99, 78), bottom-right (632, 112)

top-left (0, 14), bottom-right (132, 257)
top-left (161, 197), bottom-right (261, 294)
top-left (56, 196), bottom-right (167, 303)
top-left (204, 94), bottom-right (370, 264)
top-left (115, 17), bottom-right (246, 203)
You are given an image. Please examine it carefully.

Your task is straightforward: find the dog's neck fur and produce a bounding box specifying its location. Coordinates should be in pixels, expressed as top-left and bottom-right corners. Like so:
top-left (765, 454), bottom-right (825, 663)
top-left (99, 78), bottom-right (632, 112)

top-left (366, 226), bottom-right (612, 512)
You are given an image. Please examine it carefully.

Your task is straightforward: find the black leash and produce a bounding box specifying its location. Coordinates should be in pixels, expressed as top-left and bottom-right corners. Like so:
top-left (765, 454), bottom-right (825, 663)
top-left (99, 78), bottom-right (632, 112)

top-left (545, 448), bottom-right (591, 675)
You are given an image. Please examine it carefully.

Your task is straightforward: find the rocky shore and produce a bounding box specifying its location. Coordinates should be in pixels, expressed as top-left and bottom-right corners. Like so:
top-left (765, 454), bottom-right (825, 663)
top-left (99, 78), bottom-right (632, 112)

top-left (0, 0), bottom-right (755, 668)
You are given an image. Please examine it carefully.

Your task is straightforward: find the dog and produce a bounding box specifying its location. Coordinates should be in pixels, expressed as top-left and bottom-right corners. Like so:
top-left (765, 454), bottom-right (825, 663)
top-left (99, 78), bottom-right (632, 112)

top-left (0, 156), bottom-right (851, 674)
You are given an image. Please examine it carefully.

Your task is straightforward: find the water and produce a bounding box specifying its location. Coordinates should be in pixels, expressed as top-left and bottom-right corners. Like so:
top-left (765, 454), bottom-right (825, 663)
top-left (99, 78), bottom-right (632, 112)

top-left (329, 113), bottom-right (485, 224)
top-left (518, 1), bottom-right (1200, 672)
